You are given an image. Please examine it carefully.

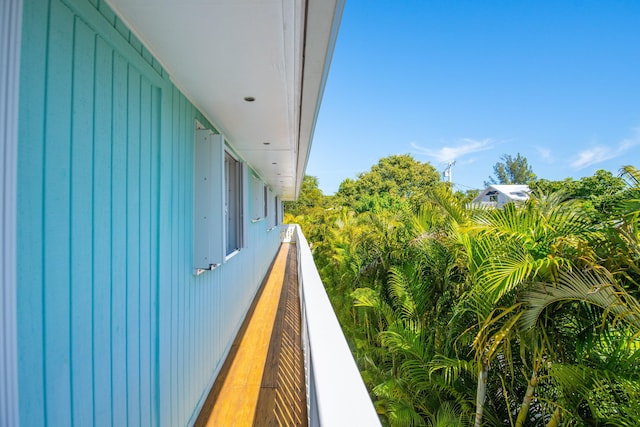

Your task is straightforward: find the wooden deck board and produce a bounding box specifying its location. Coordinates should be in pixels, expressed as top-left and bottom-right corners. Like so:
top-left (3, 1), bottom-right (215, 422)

top-left (254, 245), bottom-right (306, 426)
top-left (195, 244), bottom-right (307, 427)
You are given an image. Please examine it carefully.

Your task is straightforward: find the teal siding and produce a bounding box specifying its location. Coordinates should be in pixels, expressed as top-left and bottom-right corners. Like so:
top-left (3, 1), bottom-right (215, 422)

top-left (17, 0), bottom-right (281, 425)
top-left (1, 0), bottom-right (22, 425)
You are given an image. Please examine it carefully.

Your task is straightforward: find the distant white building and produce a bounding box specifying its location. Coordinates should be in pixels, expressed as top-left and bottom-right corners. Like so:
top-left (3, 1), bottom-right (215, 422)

top-left (472, 185), bottom-right (531, 208)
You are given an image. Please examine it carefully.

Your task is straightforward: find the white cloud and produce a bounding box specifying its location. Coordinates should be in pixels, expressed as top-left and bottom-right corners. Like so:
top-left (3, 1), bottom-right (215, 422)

top-left (456, 157), bottom-right (477, 166)
top-left (411, 138), bottom-right (495, 163)
top-left (571, 146), bottom-right (612, 169)
top-left (536, 146), bottom-right (553, 162)
top-left (571, 128), bottom-right (640, 169)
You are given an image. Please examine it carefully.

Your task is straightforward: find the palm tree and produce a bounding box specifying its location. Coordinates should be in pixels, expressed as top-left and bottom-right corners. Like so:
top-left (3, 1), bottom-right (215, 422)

top-left (448, 191), bottom-right (604, 425)
top-left (516, 170), bottom-right (640, 425)
top-left (303, 174), bottom-right (640, 425)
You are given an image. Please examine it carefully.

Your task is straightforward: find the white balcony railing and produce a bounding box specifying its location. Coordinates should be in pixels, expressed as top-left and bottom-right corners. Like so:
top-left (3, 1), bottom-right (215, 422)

top-left (281, 224), bottom-right (381, 427)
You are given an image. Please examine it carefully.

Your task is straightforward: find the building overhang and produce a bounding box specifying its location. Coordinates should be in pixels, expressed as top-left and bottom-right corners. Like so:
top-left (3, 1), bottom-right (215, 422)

top-left (106, 0), bottom-right (344, 200)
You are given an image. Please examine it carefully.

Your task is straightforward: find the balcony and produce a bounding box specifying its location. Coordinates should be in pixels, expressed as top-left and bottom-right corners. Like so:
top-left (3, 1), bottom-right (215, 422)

top-left (195, 225), bottom-right (380, 426)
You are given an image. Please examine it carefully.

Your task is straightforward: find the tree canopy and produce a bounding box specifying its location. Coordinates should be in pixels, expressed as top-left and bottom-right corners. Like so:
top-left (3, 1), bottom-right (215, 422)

top-left (283, 175), bottom-right (326, 217)
top-left (529, 169), bottom-right (627, 222)
top-left (283, 159), bottom-right (640, 425)
top-left (486, 153), bottom-right (537, 186)
top-left (335, 154), bottom-right (443, 212)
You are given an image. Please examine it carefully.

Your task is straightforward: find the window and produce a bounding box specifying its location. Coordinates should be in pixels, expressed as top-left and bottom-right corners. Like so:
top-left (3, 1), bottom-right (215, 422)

top-left (193, 127), bottom-right (247, 272)
top-left (263, 186), bottom-right (268, 219)
top-left (225, 152), bottom-right (243, 255)
top-left (275, 196), bottom-right (282, 225)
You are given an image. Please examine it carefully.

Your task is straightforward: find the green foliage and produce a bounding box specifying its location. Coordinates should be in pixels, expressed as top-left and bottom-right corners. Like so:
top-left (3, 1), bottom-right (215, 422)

top-left (286, 157), bottom-right (640, 426)
top-left (453, 189), bottom-right (480, 206)
top-left (485, 153), bottom-right (537, 186)
top-left (335, 154), bottom-right (444, 212)
top-left (529, 169), bottom-right (627, 223)
top-left (283, 175), bottom-right (326, 216)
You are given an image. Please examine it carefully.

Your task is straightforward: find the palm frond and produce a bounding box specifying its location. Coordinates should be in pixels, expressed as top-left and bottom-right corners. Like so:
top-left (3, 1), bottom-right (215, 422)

top-left (520, 269), bottom-right (640, 332)
top-left (474, 307), bottom-right (523, 363)
top-left (429, 401), bottom-right (470, 427)
top-left (388, 265), bottom-right (420, 321)
top-left (620, 165), bottom-right (640, 188)
top-left (476, 246), bottom-right (537, 302)
top-left (427, 187), bottom-right (470, 228)
top-left (550, 362), bottom-right (640, 425)
top-left (380, 325), bottom-right (426, 361)
top-left (373, 379), bottom-right (428, 426)
top-left (427, 354), bottom-right (477, 383)
top-left (352, 286), bottom-right (397, 326)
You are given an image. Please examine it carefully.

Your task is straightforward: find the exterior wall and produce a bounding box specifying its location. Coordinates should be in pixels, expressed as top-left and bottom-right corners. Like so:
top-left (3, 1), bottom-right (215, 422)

top-left (1, 0), bottom-right (22, 425)
top-left (17, 0), bottom-right (281, 425)
top-left (476, 193), bottom-right (521, 208)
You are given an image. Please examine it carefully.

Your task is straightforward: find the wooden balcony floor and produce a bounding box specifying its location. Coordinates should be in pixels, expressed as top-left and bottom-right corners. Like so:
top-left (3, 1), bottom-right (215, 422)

top-left (195, 243), bottom-right (307, 426)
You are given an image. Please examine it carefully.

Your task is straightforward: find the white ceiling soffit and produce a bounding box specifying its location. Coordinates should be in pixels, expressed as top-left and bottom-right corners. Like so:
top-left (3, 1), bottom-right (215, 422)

top-left (106, 0), bottom-right (344, 200)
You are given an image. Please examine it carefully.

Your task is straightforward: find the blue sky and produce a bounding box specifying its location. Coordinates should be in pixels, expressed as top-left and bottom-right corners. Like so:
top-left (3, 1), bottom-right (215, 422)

top-left (307, 0), bottom-right (640, 195)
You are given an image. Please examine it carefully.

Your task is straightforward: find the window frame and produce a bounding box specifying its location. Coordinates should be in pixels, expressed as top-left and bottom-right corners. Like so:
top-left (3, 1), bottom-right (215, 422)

top-left (224, 150), bottom-right (244, 258)
top-left (263, 185), bottom-right (268, 219)
top-left (193, 126), bottom-right (248, 273)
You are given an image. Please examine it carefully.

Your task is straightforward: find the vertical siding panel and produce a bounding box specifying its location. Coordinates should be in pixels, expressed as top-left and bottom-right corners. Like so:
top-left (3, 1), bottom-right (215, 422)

top-left (157, 79), bottom-right (173, 427)
top-left (191, 110), bottom-right (200, 410)
top-left (184, 99), bottom-right (195, 410)
top-left (138, 76), bottom-right (153, 427)
top-left (17, 0), bottom-right (49, 424)
top-left (150, 85), bottom-right (161, 427)
top-left (176, 88), bottom-right (185, 427)
top-left (126, 66), bottom-right (141, 427)
top-left (178, 94), bottom-right (188, 424)
top-left (215, 236), bottom-right (222, 384)
top-left (170, 88), bottom-right (180, 425)
top-left (195, 121), bottom-right (203, 409)
top-left (43, 1), bottom-right (74, 424)
top-left (187, 105), bottom-right (197, 412)
top-left (205, 274), bottom-right (213, 405)
top-left (197, 276), bottom-right (203, 397)
top-left (169, 87), bottom-right (180, 427)
top-left (214, 248), bottom-right (220, 382)
top-left (201, 272), bottom-right (208, 387)
top-left (110, 50), bottom-right (128, 426)
top-left (181, 92), bottom-right (189, 425)
top-left (70, 16), bottom-right (95, 426)
top-left (176, 90), bottom-right (184, 426)
top-left (0, 0), bottom-right (21, 423)
top-left (197, 117), bottom-right (206, 396)
top-left (92, 35), bottom-right (113, 426)
top-left (187, 103), bottom-right (195, 417)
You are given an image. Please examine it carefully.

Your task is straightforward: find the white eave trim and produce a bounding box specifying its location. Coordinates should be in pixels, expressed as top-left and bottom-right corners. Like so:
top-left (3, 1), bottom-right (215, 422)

top-left (295, 0), bottom-right (345, 199)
